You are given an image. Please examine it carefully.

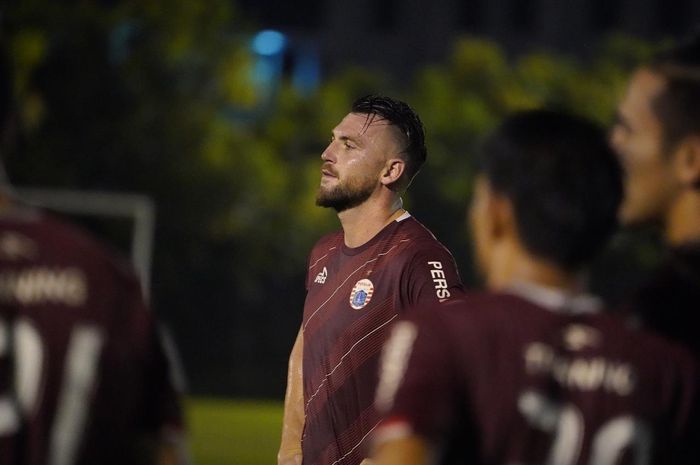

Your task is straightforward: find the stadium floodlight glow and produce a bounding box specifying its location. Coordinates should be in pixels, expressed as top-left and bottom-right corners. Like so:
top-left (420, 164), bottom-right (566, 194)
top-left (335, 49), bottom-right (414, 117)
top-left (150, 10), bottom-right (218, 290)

top-left (252, 30), bottom-right (287, 56)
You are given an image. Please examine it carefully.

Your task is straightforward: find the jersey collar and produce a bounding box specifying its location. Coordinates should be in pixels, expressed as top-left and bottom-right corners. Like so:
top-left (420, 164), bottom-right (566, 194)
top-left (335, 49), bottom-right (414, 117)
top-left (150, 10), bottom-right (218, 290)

top-left (505, 280), bottom-right (602, 315)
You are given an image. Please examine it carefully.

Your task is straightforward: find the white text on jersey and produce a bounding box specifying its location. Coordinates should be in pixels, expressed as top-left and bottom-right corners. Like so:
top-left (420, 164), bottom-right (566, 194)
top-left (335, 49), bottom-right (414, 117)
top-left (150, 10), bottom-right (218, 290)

top-left (0, 267), bottom-right (87, 306)
top-left (314, 267), bottom-right (328, 284)
top-left (428, 261), bottom-right (451, 301)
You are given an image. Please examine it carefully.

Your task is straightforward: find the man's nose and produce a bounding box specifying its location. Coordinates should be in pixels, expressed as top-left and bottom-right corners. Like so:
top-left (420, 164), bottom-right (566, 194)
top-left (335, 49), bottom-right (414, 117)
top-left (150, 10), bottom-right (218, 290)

top-left (321, 144), bottom-right (335, 162)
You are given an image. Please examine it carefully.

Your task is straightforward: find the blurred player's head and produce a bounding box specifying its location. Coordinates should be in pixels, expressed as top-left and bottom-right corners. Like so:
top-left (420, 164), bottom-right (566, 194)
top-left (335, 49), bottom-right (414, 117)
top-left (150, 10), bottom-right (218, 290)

top-left (471, 110), bottom-right (622, 280)
top-left (611, 34), bottom-right (700, 232)
top-left (316, 95), bottom-right (426, 212)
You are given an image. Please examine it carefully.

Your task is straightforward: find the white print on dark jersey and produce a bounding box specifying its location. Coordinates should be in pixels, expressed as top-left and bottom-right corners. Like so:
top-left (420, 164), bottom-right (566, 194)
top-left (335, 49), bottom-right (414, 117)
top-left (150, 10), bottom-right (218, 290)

top-left (314, 266), bottom-right (328, 284)
top-left (0, 267), bottom-right (87, 306)
top-left (524, 342), bottom-right (636, 396)
top-left (428, 261), bottom-right (451, 301)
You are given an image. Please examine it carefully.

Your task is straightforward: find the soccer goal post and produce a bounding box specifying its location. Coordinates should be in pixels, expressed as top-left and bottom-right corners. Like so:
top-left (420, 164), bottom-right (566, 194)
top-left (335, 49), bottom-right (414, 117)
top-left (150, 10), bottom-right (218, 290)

top-left (14, 187), bottom-right (155, 295)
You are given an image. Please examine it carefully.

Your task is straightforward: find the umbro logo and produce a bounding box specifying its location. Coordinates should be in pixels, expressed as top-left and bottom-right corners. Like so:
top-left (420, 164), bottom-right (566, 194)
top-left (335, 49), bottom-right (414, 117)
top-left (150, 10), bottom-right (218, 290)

top-left (314, 267), bottom-right (328, 284)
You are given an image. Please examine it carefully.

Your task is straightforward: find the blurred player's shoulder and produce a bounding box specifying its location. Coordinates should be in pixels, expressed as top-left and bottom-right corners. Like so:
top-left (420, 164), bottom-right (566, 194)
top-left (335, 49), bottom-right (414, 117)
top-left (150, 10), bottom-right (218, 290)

top-left (1, 207), bottom-right (139, 281)
top-left (1, 207), bottom-right (147, 332)
top-left (406, 290), bottom-right (534, 323)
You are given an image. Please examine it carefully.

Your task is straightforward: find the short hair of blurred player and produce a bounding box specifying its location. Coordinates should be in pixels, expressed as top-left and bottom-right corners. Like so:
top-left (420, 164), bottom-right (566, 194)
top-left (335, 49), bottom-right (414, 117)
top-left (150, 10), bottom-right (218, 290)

top-left (473, 110), bottom-right (622, 280)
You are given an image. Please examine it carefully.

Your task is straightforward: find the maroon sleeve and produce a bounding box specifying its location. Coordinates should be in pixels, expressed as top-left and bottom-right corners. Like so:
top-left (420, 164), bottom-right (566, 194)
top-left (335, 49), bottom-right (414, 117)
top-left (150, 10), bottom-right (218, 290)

top-left (81, 266), bottom-right (185, 463)
top-left (375, 309), bottom-right (459, 444)
top-left (112, 273), bottom-right (184, 434)
top-left (402, 244), bottom-right (462, 307)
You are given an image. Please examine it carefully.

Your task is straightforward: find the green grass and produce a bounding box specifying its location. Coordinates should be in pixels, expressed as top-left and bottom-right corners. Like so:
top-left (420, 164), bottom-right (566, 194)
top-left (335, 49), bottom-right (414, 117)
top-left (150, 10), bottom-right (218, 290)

top-left (186, 397), bottom-right (283, 465)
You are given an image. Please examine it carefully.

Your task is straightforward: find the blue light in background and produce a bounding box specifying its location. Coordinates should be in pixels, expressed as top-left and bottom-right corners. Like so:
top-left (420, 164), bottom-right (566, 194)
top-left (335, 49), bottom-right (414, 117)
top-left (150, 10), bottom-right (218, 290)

top-left (292, 43), bottom-right (321, 97)
top-left (251, 30), bottom-right (287, 56)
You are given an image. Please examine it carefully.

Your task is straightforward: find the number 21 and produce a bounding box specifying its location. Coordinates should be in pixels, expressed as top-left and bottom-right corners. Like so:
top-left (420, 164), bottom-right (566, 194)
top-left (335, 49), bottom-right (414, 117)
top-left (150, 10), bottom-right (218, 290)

top-left (0, 316), bottom-right (103, 465)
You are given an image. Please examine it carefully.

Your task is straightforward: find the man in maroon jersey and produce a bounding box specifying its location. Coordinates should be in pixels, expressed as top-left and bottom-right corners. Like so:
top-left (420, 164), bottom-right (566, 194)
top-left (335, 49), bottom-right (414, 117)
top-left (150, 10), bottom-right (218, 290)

top-left (278, 95), bottom-right (462, 465)
top-left (372, 110), bottom-right (698, 465)
top-left (0, 64), bottom-right (186, 465)
top-left (610, 35), bottom-right (700, 358)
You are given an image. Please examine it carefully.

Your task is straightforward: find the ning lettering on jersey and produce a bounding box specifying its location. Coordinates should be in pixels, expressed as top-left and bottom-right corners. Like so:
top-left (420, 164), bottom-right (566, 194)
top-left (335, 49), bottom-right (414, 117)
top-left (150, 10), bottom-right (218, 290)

top-left (0, 267), bottom-right (87, 306)
top-left (0, 212), bottom-right (184, 465)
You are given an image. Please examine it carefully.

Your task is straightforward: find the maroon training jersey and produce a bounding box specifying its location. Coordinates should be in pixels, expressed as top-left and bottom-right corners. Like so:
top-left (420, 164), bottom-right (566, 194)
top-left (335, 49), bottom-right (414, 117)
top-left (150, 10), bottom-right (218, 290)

top-left (376, 284), bottom-right (699, 465)
top-left (301, 213), bottom-right (462, 465)
top-left (0, 208), bottom-right (183, 465)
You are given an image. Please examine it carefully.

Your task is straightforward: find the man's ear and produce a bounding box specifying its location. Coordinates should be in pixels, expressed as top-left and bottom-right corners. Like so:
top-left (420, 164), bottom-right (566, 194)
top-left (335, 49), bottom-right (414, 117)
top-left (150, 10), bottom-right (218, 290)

top-left (380, 158), bottom-right (406, 187)
top-left (674, 135), bottom-right (700, 187)
top-left (483, 186), bottom-right (515, 241)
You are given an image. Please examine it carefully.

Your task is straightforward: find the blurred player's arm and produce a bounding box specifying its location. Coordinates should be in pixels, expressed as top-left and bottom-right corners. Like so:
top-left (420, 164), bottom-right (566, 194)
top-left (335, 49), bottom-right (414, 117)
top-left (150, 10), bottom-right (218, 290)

top-left (156, 440), bottom-right (186, 465)
top-left (278, 328), bottom-right (304, 465)
top-left (372, 317), bottom-right (456, 465)
top-left (373, 436), bottom-right (430, 465)
top-left (124, 274), bottom-right (190, 465)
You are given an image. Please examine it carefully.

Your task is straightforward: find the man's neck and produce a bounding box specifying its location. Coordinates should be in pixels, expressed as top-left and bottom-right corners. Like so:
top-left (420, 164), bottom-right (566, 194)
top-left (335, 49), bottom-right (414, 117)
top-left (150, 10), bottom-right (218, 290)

top-left (337, 195), bottom-right (404, 248)
top-left (487, 240), bottom-right (582, 294)
top-left (665, 190), bottom-right (700, 247)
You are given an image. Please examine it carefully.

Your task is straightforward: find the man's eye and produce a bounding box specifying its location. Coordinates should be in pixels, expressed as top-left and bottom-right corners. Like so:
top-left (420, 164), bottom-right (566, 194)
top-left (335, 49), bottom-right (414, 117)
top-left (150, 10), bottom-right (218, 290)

top-left (344, 141), bottom-right (355, 149)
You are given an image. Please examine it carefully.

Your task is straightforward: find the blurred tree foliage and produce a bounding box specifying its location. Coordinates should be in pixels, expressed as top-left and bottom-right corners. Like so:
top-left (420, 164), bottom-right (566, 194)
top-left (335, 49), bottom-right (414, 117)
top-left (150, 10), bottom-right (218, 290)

top-left (1, 1), bottom-right (657, 397)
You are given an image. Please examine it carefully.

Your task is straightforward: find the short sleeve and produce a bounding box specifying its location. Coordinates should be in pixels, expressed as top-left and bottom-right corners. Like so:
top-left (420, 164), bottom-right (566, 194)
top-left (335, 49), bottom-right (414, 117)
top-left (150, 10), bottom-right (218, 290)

top-left (104, 269), bottom-right (184, 435)
top-left (401, 243), bottom-right (462, 307)
top-left (375, 312), bottom-right (457, 444)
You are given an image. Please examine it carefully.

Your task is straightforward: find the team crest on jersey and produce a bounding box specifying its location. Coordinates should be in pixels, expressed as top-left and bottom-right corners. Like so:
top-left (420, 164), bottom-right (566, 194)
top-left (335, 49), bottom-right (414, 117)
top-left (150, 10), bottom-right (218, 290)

top-left (349, 279), bottom-right (374, 310)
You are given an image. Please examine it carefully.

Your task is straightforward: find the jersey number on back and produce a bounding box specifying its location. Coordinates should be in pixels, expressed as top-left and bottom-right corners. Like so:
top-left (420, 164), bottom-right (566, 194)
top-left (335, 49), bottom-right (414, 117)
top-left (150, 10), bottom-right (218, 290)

top-left (517, 390), bottom-right (651, 465)
top-left (0, 316), bottom-right (104, 465)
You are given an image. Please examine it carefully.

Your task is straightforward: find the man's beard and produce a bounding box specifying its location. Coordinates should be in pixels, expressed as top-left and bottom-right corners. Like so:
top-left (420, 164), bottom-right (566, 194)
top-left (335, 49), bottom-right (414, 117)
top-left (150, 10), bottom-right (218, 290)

top-left (315, 175), bottom-right (376, 212)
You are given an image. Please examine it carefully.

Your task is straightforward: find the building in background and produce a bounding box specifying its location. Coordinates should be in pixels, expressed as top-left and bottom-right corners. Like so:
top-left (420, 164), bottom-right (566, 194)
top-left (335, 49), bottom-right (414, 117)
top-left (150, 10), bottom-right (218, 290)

top-left (239, 0), bottom-right (700, 79)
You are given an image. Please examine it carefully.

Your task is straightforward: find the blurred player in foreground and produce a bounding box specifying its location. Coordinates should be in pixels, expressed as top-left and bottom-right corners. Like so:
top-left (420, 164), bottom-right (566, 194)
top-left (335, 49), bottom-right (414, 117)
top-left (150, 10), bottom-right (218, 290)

top-left (278, 95), bottom-right (462, 465)
top-left (372, 110), bottom-right (698, 465)
top-left (0, 61), bottom-right (187, 465)
top-left (611, 34), bottom-right (700, 357)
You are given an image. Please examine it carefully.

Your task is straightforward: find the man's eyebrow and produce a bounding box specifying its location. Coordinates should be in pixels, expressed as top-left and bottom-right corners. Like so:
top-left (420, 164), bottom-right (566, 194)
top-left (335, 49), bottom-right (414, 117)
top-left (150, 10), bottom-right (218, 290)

top-left (332, 131), bottom-right (363, 145)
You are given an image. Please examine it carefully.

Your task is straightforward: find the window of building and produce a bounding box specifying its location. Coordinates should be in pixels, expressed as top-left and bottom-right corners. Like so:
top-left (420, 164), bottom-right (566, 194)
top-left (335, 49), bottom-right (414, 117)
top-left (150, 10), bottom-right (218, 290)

top-left (457, 0), bottom-right (485, 32)
top-left (589, 0), bottom-right (621, 32)
top-left (653, 0), bottom-right (693, 37)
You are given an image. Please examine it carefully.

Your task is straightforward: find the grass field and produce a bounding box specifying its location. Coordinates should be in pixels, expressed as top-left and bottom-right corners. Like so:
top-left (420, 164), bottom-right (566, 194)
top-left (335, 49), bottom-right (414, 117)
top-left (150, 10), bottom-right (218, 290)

top-left (186, 397), bottom-right (283, 465)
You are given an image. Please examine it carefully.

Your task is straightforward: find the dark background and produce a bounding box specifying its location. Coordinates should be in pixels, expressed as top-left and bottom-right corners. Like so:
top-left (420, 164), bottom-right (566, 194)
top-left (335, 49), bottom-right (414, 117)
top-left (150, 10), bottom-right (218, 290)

top-left (1, 0), bottom-right (697, 399)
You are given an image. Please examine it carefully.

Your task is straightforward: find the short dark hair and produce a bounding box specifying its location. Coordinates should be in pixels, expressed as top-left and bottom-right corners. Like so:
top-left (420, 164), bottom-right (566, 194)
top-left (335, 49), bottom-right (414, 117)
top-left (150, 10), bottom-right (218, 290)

top-left (648, 34), bottom-right (700, 152)
top-left (351, 95), bottom-right (427, 187)
top-left (480, 110), bottom-right (623, 271)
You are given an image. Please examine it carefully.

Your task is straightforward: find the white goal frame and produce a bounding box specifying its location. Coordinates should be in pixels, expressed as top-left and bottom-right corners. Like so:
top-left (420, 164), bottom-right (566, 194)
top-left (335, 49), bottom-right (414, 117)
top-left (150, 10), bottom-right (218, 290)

top-left (14, 187), bottom-right (155, 294)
